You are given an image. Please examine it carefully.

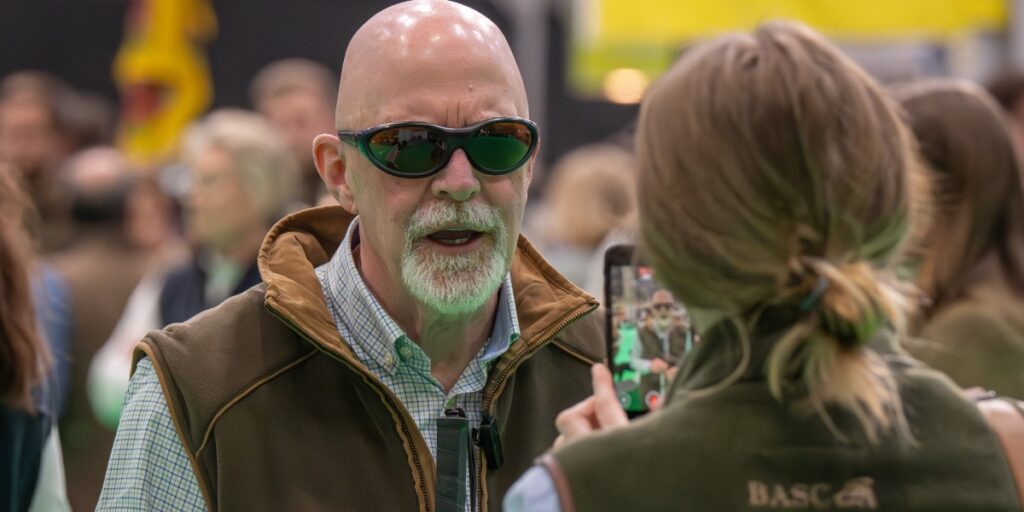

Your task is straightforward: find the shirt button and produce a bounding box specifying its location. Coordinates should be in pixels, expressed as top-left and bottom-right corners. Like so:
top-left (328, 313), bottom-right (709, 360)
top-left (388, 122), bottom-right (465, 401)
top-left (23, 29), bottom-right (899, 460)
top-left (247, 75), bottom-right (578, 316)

top-left (399, 345), bottom-right (414, 360)
top-left (383, 353), bottom-right (395, 366)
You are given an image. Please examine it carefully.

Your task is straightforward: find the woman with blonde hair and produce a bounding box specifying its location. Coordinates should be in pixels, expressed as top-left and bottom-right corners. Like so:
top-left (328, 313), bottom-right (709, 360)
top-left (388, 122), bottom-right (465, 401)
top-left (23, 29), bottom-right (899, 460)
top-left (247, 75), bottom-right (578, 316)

top-left (894, 80), bottom-right (1024, 399)
top-left (505, 21), bottom-right (1022, 511)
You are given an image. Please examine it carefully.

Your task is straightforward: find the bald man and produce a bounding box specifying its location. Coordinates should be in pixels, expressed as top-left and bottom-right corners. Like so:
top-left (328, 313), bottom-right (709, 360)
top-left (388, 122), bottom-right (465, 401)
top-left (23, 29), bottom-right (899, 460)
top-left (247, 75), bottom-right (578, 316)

top-left (97, 2), bottom-right (603, 511)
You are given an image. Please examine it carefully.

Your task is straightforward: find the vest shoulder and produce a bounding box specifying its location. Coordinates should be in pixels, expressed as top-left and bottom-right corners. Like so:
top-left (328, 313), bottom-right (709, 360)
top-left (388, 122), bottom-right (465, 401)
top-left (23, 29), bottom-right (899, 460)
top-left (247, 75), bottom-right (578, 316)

top-left (911, 305), bottom-right (1024, 398)
top-left (923, 299), bottom-right (1024, 350)
top-left (146, 283), bottom-right (311, 368)
top-left (153, 283), bottom-right (280, 350)
top-left (140, 284), bottom-right (317, 450)
top-left (549, 307), bottom-right (605, 364)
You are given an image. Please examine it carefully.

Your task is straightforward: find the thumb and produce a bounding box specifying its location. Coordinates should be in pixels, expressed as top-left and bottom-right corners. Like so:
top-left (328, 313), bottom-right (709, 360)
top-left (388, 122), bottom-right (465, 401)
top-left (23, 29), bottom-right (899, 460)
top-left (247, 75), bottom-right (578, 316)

top-left (591, 364), bottom-right (628, 429)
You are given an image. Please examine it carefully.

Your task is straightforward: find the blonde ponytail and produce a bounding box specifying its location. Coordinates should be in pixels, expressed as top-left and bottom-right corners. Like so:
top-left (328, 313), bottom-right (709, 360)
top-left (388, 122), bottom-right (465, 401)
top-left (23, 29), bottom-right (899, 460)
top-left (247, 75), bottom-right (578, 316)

top-left (766, 261), bottom-right (915, 444)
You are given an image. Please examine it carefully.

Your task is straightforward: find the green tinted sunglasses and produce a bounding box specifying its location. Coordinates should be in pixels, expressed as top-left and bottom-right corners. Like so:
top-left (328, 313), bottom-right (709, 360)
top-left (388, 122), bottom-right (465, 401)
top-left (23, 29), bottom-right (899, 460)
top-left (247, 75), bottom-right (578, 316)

top-left (338, 117), bottom-right (539, 178)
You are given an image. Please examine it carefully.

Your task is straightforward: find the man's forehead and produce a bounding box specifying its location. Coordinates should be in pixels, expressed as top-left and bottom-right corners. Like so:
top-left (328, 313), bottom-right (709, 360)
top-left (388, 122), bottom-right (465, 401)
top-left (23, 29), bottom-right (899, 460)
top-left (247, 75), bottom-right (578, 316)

top-left (337, 0), bottom-right (527, 128)
top-left (353, 82), bottom-right (518, 128)
top-left (356, 1), bottom-right (501, 47)
top-left (345, 2), bottom-right (510, 77)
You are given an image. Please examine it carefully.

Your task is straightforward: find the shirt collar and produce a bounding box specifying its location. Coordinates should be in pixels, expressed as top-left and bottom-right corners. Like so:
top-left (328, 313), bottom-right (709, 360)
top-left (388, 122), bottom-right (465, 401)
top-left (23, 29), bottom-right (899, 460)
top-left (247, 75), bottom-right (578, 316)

top-left (322, 217), bottom-right (519, 372)
top-left (483, 273), bottom-right (519, 363)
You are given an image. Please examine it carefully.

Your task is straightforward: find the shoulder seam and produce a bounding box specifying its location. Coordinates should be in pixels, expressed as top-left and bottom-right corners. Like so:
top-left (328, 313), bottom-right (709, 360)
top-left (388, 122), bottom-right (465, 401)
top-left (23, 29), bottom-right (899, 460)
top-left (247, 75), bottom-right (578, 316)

top-left (194, 349), bottom-right (319, 458)
top-left (551, 338), bottom-right (601, 365)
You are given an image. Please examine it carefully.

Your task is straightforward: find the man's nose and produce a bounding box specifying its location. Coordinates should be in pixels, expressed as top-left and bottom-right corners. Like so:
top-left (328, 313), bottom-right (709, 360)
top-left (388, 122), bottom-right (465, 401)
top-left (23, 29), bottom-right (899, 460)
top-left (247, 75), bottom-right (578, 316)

top-left (431, 149), bottom-right (480, 202)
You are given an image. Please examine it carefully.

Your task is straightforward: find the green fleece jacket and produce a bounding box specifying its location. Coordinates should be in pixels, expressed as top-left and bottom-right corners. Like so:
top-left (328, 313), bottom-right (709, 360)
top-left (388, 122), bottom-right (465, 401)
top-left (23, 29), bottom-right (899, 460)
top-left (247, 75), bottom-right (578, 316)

top-left (546, 312), bottom-right (1021, 511)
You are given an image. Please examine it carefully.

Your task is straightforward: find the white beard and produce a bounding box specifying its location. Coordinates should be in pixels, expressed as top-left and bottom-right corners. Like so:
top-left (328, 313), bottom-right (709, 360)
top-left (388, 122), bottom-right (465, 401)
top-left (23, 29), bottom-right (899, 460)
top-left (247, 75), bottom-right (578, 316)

top-left (655, 317), bottom-right (673, 331)
top-left (400, 201), bottom-right (511, 315)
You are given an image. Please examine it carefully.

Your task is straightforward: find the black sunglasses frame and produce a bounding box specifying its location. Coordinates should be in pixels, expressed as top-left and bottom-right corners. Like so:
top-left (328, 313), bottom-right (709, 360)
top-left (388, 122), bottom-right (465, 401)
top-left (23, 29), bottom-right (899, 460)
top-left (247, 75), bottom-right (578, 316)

top-left (337, 117), bottom-right (539, 178)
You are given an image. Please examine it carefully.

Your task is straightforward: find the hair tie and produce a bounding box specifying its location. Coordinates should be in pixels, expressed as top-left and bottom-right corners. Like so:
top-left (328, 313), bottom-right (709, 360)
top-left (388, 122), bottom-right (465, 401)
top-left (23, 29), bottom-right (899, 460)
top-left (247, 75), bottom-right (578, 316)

top-left (799, 275), bottom-right (830, 312)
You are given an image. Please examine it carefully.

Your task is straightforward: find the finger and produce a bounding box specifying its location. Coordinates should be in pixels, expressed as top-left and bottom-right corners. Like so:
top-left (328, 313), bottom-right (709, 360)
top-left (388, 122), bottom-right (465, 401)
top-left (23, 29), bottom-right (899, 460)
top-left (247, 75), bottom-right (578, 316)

top-left (552, 434), bottom-right (566, 450)
top-left (555, 396), bottom-right (597, 440)
top-left (555, 396), bottom-right (596, 431)
top-left (648, 396), bottom-right (663, 412)
top-left (591, 364), bottom-right (629, 428)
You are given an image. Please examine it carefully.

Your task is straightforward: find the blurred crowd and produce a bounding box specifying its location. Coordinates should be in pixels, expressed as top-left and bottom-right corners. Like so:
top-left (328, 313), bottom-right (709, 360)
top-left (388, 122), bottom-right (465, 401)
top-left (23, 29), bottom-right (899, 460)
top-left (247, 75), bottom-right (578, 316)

top-left (1, 19), bottom-right (1024, 512)
top-left (0, 59), bottom-right (339, 511)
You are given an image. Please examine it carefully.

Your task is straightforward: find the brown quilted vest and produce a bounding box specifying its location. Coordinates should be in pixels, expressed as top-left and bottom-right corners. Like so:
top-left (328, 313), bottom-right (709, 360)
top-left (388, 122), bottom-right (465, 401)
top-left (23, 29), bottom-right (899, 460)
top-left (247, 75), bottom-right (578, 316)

top-left (135, 206), bottom-right (605, 511)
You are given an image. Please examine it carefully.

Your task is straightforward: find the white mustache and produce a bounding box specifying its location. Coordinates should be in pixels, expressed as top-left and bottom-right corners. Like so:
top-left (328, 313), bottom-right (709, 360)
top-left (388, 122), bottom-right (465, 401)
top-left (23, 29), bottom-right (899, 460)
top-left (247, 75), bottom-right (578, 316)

top-left (405, 202), bottom-right (503, 241)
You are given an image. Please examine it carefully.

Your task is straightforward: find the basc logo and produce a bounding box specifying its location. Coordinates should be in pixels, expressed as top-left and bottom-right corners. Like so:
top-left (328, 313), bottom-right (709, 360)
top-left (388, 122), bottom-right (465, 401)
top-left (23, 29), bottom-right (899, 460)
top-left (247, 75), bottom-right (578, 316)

top-left (748, 477), bottom-right (877, 509)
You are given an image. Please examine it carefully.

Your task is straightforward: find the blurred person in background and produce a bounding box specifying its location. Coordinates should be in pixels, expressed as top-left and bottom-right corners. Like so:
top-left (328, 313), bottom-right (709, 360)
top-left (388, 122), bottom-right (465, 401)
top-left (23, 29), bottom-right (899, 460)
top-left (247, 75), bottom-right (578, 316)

top-left (250, 58), bottom-right (337, 206)
top-left (84, 109), bottom-right (298, 442)
top-left (506, 21), bottom-right (1023, 511)
top-left (0, 71), bottom-right (77, 251)
top-left (0, 169), bottom-right (71, 512)
top-left (123, 175), bottom-right (190, 270)
top-left (0, 71), bottom-right (115, 253)
top-left (159, 108), bottom-right (296, 325)
top-left (84, 177), bottom-right (190, 434)
top-left (895, 80), bottom-right (1024, 399)
top-left (45, 147), bottom-right (147, 511)
top-left (529, 143), bottom-right (636, 296)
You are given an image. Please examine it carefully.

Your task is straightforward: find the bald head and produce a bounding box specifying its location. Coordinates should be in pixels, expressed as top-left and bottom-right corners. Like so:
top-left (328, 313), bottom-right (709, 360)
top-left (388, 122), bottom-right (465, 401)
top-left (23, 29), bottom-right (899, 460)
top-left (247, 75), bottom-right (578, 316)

top-left (336, 0), bottom-right (528, 129)
top-left (651, 289), bottom-right (674, 304)
top-left (64, 147), bottom-right (128, 193)
top-left (61, 146), bottom-right (134, 225)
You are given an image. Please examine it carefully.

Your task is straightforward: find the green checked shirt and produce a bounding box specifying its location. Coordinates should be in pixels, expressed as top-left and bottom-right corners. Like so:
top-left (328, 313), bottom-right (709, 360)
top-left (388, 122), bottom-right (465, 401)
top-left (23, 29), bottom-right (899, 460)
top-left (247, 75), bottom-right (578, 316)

top-left (97, 219), bottom-right (520, 510)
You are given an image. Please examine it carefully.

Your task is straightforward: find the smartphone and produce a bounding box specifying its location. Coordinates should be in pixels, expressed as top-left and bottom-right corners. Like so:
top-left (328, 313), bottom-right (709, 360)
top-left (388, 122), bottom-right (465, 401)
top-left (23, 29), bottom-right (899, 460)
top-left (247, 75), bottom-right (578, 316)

top-left (604, 244), bottom-right (693, 417)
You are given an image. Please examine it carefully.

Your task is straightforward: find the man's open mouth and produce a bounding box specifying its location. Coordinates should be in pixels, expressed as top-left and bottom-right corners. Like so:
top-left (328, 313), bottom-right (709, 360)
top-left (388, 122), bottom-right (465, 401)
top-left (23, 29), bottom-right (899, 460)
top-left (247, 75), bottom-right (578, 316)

top-left (425, 229), bottom-right (485, 246)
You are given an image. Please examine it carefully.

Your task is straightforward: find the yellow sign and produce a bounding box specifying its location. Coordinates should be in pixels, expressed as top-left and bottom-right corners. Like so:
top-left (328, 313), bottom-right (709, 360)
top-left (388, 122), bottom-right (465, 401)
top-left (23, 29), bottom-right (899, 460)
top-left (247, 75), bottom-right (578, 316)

top-left (113, 0), bottom-right (217, 168)
top-left (581, 0), bottom-right (1005, 42)
top-left (572, 0), bottom-right (1007, 99)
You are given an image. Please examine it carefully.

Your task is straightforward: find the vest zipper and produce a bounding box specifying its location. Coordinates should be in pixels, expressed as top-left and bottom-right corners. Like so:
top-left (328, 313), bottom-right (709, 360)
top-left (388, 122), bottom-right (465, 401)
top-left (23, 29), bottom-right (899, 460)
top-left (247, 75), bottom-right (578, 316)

top-left (266, 306), bottom-right (433, 512)
top-left (475, 302), bottom-right (598, 512)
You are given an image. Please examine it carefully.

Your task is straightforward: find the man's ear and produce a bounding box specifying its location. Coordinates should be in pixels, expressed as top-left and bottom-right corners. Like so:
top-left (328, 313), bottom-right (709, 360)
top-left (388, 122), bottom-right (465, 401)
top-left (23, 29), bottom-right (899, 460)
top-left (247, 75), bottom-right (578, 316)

top-left (524, 138), bottom-right (541, 184)
top-left (313, 134), bottom-right (358, 214)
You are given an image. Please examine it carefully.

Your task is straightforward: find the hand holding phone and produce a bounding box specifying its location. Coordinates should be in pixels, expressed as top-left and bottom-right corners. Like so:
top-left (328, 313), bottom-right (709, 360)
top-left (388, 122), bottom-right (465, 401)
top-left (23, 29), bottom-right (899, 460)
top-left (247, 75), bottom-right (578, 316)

top-left (553, 364), bottom-right (628, 448)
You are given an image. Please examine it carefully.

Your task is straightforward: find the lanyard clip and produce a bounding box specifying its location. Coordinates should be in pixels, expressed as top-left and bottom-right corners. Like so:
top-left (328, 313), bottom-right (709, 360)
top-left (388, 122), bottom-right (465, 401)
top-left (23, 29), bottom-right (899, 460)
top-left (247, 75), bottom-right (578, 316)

top-left (473, 414), bottom-right (504, 470)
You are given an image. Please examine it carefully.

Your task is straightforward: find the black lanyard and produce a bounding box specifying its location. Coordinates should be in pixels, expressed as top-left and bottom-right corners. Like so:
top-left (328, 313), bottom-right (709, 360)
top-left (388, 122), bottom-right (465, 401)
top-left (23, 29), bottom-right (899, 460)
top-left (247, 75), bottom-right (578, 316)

top-left (436, 408), bottom-right (473, 512)
top-left (435, 407), bottom-right (506, 512)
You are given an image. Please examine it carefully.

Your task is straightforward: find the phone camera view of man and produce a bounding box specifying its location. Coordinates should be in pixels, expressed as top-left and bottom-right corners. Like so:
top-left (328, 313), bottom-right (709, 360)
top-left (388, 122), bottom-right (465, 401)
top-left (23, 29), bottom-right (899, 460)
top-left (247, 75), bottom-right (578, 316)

top-left (604, 245), bottom-right (695, 416)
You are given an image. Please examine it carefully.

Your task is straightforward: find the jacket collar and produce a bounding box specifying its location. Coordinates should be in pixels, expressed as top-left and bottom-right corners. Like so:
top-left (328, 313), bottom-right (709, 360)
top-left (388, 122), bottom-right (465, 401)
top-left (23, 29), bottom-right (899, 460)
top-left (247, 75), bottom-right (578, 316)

top-left (257, 206), bottom-right (598, 364)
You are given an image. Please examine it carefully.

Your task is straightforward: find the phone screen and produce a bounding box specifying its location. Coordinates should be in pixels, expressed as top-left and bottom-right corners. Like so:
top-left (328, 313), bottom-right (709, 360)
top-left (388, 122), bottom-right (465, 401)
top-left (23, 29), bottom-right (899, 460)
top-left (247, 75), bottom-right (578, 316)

top-left (604, 244), bottom-right (693, 416)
